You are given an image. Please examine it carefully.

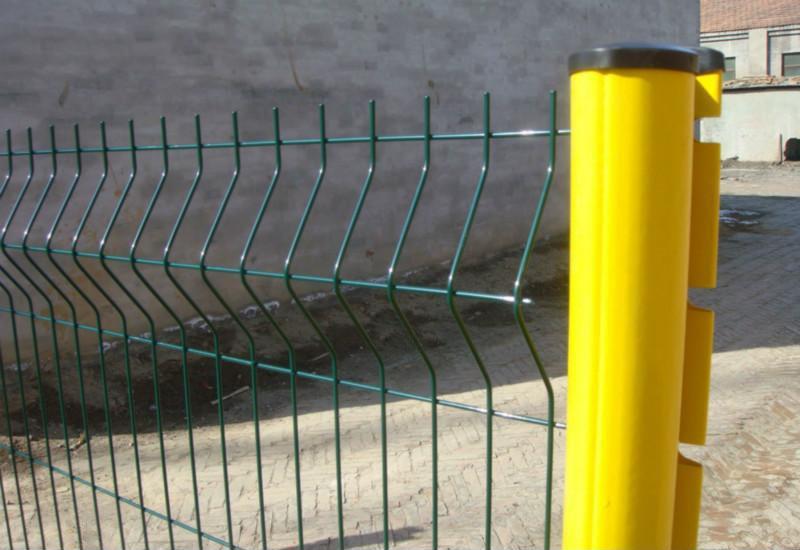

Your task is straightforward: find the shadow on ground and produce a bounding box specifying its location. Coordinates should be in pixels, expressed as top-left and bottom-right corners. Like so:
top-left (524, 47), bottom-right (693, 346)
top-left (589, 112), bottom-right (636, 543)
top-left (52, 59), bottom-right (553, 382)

top-left (694, 193), bottom-right (799, 354)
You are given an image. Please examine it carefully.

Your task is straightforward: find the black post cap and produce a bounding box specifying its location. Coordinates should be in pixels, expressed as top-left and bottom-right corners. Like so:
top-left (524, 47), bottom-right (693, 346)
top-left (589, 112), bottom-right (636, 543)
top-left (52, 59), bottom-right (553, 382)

top-left (569, 43), bottom-right (699, 74)
top-left (689, 47), bottom-right (725, 73)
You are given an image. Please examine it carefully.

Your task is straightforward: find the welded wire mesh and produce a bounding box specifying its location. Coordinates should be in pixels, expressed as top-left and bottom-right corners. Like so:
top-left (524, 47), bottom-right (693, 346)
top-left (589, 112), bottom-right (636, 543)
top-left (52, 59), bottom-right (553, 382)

top-left (0, 92), bottom-right (566, 550)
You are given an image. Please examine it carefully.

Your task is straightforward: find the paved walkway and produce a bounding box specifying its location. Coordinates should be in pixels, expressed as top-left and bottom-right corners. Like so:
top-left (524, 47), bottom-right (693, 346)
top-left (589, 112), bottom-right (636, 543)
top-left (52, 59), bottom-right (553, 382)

top-left (1, 164), bottom-right (798, 549)
top-left (689, 164), bottom-right (800, 549)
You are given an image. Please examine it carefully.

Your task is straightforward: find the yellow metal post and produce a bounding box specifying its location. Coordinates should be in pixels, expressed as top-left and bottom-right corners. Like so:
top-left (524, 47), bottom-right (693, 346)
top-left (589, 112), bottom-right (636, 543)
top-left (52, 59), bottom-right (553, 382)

top-left (563, 44), bottom-right (704, 549)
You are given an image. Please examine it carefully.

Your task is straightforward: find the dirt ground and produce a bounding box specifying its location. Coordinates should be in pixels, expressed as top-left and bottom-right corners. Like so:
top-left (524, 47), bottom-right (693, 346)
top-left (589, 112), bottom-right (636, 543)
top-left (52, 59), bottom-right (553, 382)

top-left (1, 162), bottom-right (799, 549)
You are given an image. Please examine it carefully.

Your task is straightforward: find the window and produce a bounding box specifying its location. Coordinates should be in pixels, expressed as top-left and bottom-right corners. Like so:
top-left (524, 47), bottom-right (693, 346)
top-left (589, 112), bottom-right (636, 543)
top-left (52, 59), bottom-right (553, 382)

top-left (723, 57), bottom-right (736, 81)
top-left (783, 52), bottom-right (800, 77)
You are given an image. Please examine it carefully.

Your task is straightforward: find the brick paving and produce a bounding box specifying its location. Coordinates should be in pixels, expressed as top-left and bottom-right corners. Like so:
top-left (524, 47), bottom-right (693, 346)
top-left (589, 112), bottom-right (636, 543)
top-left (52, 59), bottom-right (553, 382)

top-left (689, 164), bottom-right (800, 549)
top-left (1, 164), bottom-right (799, 549)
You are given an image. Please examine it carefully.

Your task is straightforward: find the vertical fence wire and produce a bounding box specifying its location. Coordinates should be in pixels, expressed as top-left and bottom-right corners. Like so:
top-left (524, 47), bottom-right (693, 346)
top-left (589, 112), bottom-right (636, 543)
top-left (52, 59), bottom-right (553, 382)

top-left (330, 101), bottom-right (391, 550)
top-left (385, 95), bottom-right (440, 549)
top-left (444, 93), bottom-right (494, 550)
top-left (513, 91), bottom-right (559, 550)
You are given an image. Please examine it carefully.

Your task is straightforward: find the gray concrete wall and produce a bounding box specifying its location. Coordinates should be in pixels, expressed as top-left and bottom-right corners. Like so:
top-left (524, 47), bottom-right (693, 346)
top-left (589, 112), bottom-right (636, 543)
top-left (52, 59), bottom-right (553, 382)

top-left (701, 89), bottom-right (800, 161)
top-left (0, 0), bottom-right (699, 355)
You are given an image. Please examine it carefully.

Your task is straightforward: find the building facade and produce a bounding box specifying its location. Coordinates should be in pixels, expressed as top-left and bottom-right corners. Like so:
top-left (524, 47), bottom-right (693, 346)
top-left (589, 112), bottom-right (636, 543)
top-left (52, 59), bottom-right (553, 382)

top-left (700, 0), bottom-right (800, 161)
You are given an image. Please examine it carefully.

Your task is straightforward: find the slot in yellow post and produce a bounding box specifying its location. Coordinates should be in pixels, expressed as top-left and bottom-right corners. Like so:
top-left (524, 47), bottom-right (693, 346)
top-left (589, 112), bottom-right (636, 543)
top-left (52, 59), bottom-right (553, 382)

top-left (564, 43), bottom-right (699, 549)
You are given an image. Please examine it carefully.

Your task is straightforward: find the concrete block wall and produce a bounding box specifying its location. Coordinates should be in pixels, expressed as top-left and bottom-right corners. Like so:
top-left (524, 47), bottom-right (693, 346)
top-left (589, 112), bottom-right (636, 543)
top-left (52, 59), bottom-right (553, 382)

top-left (0, 0), bottom-right (699, 353)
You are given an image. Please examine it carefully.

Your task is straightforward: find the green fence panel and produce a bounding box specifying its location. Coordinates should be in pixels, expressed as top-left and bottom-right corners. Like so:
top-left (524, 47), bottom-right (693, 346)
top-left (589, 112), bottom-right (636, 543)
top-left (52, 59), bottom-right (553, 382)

top-left (0, 92), bottom-right (567, 550)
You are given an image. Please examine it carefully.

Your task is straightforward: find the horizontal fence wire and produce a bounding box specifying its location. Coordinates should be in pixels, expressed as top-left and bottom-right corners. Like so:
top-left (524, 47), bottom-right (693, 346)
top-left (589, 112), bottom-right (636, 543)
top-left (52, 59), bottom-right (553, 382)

top-left (0, 131), bottom-right (571, 157)
top-left (0, 92), bottom-right (566, 550)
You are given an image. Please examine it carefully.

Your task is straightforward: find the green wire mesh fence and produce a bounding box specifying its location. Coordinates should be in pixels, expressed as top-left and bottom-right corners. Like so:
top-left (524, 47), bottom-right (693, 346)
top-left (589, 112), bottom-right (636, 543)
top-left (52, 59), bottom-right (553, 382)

top-left (0, 92), bottom-right (567, 550)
